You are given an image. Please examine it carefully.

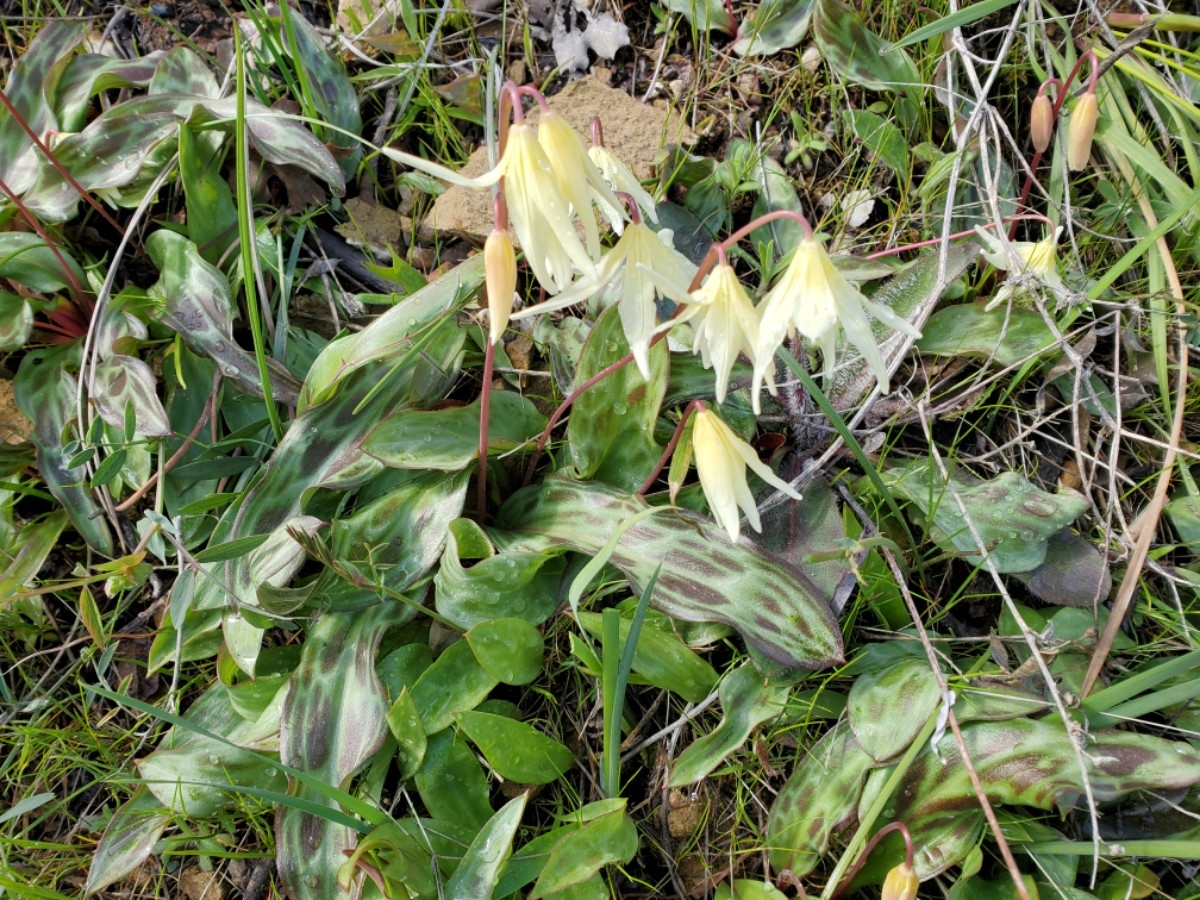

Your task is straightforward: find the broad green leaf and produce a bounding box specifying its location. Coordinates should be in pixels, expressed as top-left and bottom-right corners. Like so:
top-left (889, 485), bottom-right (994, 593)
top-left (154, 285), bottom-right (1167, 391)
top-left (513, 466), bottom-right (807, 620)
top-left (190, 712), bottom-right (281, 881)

top-left (732, 0), bottom-right (815, 56)
top-left (415, 729), bottom-right (494, 830)
top-left (386, 687), bottom-right (426, 779)
top-left (894, 719), bottom-right (1200, 877)
top-left (812, 0), bottom-right (921, 93)
top-left (378, 642), bottom-right (433, 699)
top-left (456, 710), bottom-right (576, 785)
top-left (277, 607), bottom-right (405, 900)
top-left (497, 475), bottom-right (842, 670)
top-left (443, 794), bottom-right (526, 899)
top-left (848, 657), bottom-right (941, 763)
top-left (766, 722), bottom-right (874, 875)
top-left (148, 45), bottom-right (220, 97)
top-left (846, 108), bottom-right (909, 174)
top-left (568, 305), bottom-right (667, 492)
top-left (409, 639), bottom-right (499, 735)
top-left (670, 664), bottom-right (791, 787)
top-left (747, 148), bottom-right (805, 259)
top-left (885, 461), bottom-right (1089, 574)
top-left (434, 518), bottom-right (568, 630)
top-left (578, 610), bottom-right (718, 703)
top-left (364, 391), bottom-right (546, 471)
top-left (466, 618), bottom-right (544, 686)
top-left (1012, 529), bottom-right (1112, 609)
top-left (179, 123), bottom-right (238, 263)
top-left (0, 510), bottom-right (66, 601)
top-left (85, 787), bottom-right (171, 895)
top-left (917, 304), bottom-right (1059, 366)
top-left (530, 805), bottom-right (638, 898)
top-left (715, 881), bottom-right (790, 900)
top-left (661, 0), bottom-right (733, 33)
top-left (0, 232), bottom-right (87, 292)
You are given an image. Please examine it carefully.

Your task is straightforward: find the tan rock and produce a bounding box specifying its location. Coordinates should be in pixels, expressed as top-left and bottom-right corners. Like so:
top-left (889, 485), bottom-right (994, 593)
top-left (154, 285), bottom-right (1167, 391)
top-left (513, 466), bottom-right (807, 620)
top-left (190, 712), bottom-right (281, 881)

top-left (422, 74), bottom-right (697, 245)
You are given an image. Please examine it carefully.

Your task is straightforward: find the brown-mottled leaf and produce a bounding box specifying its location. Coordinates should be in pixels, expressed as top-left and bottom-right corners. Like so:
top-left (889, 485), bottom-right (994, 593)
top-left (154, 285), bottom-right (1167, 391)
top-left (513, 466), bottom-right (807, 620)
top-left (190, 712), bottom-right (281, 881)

top-left (85, 787), bottom-right (171, 895)
top-left (848, 656), bottom-right (940, 762)
top-left (91, 355), bottom-right (171, 438)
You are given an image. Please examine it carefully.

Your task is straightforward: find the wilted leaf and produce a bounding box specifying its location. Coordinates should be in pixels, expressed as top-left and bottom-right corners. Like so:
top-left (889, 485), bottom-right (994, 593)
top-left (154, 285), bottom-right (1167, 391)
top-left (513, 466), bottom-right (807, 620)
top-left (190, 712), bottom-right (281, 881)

top-left (917, 303), bottom-right (1059, 366)
top-left (456, 710), bottom-right (575, 785)
top-left (885, 461), bottom-right (1089, 573)
top-left (497, 475), bottom-right (842, 670)
top-left (670, 664), bottom-right (791, 787)
top-left (530, 805), bottom-right (638, 898)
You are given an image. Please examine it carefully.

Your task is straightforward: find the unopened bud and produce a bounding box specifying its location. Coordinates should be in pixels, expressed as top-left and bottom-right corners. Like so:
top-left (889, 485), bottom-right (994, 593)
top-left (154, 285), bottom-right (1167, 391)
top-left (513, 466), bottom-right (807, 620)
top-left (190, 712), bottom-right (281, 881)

top-left (882, 861), bottom-right (919, 900)
top-left (1030, 94), bottom-right (1053, 153)
top-left (484, 228), bottom-right (516, 345)
top-left (1067, 92), bottom-right (1099, 172)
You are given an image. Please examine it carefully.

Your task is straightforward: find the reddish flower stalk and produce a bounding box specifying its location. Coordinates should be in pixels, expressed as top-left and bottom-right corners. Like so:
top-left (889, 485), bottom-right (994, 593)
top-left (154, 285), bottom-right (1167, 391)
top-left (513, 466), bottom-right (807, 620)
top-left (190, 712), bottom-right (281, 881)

top-left (637, 399), bottom-right (702, 496)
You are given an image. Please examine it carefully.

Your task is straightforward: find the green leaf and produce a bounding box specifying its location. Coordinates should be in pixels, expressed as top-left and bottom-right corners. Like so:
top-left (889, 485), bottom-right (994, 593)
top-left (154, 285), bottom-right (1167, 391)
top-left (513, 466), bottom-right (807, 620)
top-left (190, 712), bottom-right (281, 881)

top-left (415, 729), bottom-right (494, 830)
top-left (178, 123), bottom-right (238, 263)
top-left (670, 664), bottom-right (791, 787)
top-left (732, 0), bottom-right (815, 56)
top-left (812, 0), bottom-right (921, 93)
top-left (715, 881), bottom-right (791, 900)
top-left (578, 610), bottom-right (718, 703)
top-left (848, 657), bottom-right (941, 763)
top-left (567, 305), bottom-right (667, 492)
top-left (530, 805), bottom-right (638, 898)
top-left (466, 618), bottom-right (544, 686)
top-left (443, 794), bottom-right (526, 899)
top-left (497, 475), bottom-right (842, 670)
top-left (386, 687), bottom-right (427, 779)
top-left (767, 722), bottom-right (874, 875)
top-left (917, 303), bottom-right (1059, 366)
top-left (456, 710), bottom-right (576, 785)
top-left (85, 787), bottom-right (171, 895)
top-left (660, 0), bottom-right (733, 33)
top-left (0, 233), bottom-right (86, 293)
top-left (409, 639), bottom-right (499, 735)
top-left (846, 108), bottom-right (910, 174)
top-left (0, 510), bottom-right (66, 598)
top-left (890, 0), bottom-right (1018, 49)
top-left (363, 391), bottom-right (547, 471)
top-left (885, 461), bottom-right (1089, 574)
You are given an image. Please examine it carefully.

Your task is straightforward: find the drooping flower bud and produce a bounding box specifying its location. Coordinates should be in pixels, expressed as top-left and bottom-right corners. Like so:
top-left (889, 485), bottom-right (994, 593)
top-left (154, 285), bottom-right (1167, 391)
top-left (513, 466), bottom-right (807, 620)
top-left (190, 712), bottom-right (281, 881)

top-left (484, 227), bottom-right (517, 345)
top-left (1067, 92), bottom-right (1099, 171)
top-left (1030, 93), bottom-right (1053, 153)
top-left (881, 861), bottom-right (919, 900)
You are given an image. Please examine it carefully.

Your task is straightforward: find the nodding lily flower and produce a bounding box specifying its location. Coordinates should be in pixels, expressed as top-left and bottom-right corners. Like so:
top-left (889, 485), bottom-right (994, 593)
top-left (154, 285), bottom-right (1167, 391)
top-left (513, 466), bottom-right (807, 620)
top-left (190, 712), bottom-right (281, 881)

top-left (753, 235), bottom-right (921, 408)
top-left (692, 406), bottom-right (802, 544)
top-left (382, 121), bottom-right (594, 294)
top-left (881, 861), bottom-right (920, 900)
top-left (484, 228), bottom-right (517, 345)
top-left (511, 221), bottom-right (695, 378)
top-left (588, 143), bottom-right (658, 234)
top-left (974, 225), bottom-right (1069, 310)
top-left (537, 110), bottom-right (623, 259)
top-left (651, 262), bottom-right (768, 406)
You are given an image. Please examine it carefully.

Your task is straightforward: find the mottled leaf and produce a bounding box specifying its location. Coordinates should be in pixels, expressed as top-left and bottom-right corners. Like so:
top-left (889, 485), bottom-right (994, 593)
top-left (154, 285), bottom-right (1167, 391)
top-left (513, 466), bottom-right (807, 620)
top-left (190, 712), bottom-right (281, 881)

top-left (496, 475), bottom-right (842, 669)
top-left (885, 461), bottom-right (1089, 573)
top-left (364, 391), bottom-right (546, 471)
top-left (1011, 529), bottom-right (1112, 608)
top-left (456, 710), bottom-right (575, 785)
top-left (530, 805), bottom-right (638, 898)
top-left (277, 606), bottom-right (405, 900)
top-left (0, 232), bottom-right (88, 292)
top-left (435, 518), bottom-right (568, 630)
top-left (670, 664), bottom-right (791, 786)
top-left (409, 639), bottom-right (498, 735)
top-left (178, 123), bottom-right (238, 264)
top-left (578, 610), bottom-right (718, 703)
top-left (444, 794), bottom-right (526, 899)
top-left (415, 729), bottom-right (493, 830)
top-left (56, 52), bottom-right (161, 131)
top-left (466, 618), bottom-right (544, 686)
top-left (733, 0), bottom-right (815, 56)
top-left (0, 292), bottom-right (32, 351)
top-left (568, 305), bottom-right (667, 492)
top-left (149, 45), bottom-right (220, 97)
top-left (85, 787), bottom-right (171, 895)
top-left (848, 656), bottom-right (940, 763)
top-left (91, 355), bottom-right (171, 438)
top-left (767, 722), bottom-right (874, 875)
top-left (812, 0), bottom-right (920, 93)
top-left (917, 303), bottom-right (1059, 366)
top-left (660, 0), bottom-right (733, 33)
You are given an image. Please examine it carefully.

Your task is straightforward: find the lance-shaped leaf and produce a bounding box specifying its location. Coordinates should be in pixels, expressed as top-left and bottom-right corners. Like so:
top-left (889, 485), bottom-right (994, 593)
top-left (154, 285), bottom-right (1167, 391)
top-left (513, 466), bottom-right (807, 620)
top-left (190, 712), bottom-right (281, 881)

top-left (0, 232), bottom-right (88, 292)
top-left (529, 804), bottom-right (639, 899)
top-left (85, 787), bottom-right (171, 896)
top-left (812, 0), bottom-right (920, 93)
top-left (848, 656), bottom-right (941, 763)
top-left (885, 461), bottom-right (1089, 574)
top-left (456, 710), bottom-right (576, 785)
top-left (766, 721), bottom-right (874, 875)
top-left (893, 718), bottom-right (1200, 877)
top-left (55, 52), bottom-right (162, 131)
top-left (444, 794), bottom-right (527, 899)
top-left (409, 639), bottom-right (498, 736)
top-left (278, 606), bottom-right (408, 900)
top-left (496, 475), bottom-right (842, 669)
top-left (917, 303), bottom-right (1059, 367)
top-left (670, 664), bottom-right (791, 787)
top-left (91, 355), bottom-right (171, 438)
top-left (733, 0), bottom-right (815, 56)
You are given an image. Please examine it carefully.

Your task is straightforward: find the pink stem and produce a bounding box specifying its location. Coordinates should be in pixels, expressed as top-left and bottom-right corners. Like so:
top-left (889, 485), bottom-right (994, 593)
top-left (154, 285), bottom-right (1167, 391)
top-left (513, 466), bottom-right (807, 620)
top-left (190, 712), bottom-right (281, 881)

top-left (637, 400), bottom-right (702, 495)
top-left (477, 338), bottom-right (496, 521)
top-left (828, 821), bottom-right (915, 899)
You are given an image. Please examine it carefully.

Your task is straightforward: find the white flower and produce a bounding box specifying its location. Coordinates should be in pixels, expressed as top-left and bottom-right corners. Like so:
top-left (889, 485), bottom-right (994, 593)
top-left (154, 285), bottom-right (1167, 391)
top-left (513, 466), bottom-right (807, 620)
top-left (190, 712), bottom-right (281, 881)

top-left (588, 143), bottom-right (658, 234)
top-left (484, 228), bottom-right (517, 344)
top-left (511, 222), bottom-right (695, 378)
top-left (974, 225), bottom-right (1069, 310)
top-left (692, 407), bottom-right (802, 543)
top-left (753, 236), bottom-right (920, 408)
top-left (537, 110), bottom-right (622, 259)
top-left (656, 262), bottom-right (766, 406)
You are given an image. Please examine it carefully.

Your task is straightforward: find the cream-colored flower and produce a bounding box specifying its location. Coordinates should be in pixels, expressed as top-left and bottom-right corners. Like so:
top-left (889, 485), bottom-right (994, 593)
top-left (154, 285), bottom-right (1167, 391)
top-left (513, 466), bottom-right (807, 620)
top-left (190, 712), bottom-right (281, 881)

top-left (537, 110), bottom-right (622, 259)
top-left (652, 262), bottom-right (766, 406)
top-left (692, 407), bottom-right (802, 543)
top-left (588, 143), bottom-right (658, 234)
top-left (484, 228), bottom-right (517, 344)
top-left (382, 122), bottom-right (593, 294)
top-left (881, 861), bottom-right (920, 900)
top-left (511, 221), bottom-right (695, 378)
top-left (753, 236), bottom-right (920, 408)
top-left (974, 225), bottom-right (1069, 310)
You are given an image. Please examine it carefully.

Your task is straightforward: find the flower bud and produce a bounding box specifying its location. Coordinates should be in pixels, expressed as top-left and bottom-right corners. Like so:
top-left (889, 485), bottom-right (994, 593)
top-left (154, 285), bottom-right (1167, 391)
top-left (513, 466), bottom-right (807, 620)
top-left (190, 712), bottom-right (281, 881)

top-left (1030, 93), bottom-right (1053, 153)
top-left (881, 861), bottom-right (919, 900)
top-left (484, 227), bottom-right (516, 344)
top-left (1067, 92), bottom-right (1098, 172)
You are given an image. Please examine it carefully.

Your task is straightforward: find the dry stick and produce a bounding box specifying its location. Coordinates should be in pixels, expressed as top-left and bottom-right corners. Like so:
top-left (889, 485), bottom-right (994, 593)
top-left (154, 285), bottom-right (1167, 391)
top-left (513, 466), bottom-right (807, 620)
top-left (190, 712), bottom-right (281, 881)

top-left (1080, 164), bottom-right (1189, 699)
top-left (877, 540), bottom-right (1029, 900)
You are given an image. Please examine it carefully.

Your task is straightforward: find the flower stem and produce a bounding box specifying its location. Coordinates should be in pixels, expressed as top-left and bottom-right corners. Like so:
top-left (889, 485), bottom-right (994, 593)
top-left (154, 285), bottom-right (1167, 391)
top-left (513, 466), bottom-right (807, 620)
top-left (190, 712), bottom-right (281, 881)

top-left (828, 821), bottom-right (915, 899)
top-left (477, 337), bottom-right (497, 521)
top-left (864, 213), bottom-right (1055, 260)
top-left (637, 400), bottom-right (702, 496)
